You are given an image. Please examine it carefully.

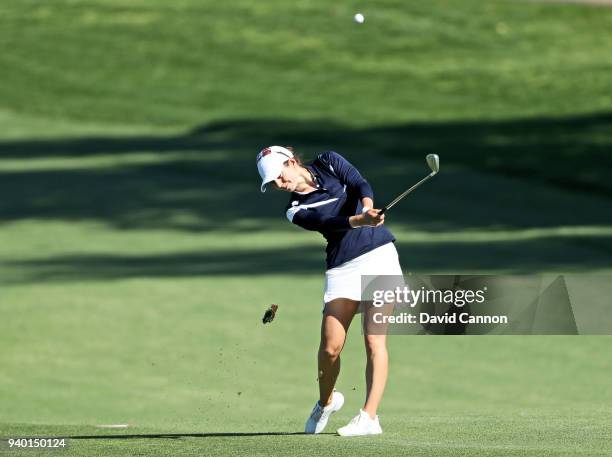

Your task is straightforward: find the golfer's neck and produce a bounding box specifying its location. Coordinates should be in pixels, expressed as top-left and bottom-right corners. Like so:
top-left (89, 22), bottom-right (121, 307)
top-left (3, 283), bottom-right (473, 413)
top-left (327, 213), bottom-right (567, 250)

top-left (298, 167), bottom-right (317, 192)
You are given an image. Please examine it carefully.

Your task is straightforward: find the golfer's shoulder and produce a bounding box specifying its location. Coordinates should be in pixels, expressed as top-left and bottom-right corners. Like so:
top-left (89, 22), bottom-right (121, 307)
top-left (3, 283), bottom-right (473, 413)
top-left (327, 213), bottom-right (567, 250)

top-left (314, 150), bottom-right (346, 173)
top-left (316, 150), bottom-right (343, 163)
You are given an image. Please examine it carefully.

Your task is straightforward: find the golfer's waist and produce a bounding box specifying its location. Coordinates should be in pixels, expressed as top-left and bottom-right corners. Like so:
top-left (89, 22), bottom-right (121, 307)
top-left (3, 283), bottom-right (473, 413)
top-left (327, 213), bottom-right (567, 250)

top-left (325, 237), bottom-right (395, 270)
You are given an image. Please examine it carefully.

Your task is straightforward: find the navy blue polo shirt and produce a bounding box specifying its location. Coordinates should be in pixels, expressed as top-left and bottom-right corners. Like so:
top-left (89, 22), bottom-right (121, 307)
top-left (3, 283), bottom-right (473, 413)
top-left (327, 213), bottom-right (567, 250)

top-left (285, 151), bottom-right (395, 270)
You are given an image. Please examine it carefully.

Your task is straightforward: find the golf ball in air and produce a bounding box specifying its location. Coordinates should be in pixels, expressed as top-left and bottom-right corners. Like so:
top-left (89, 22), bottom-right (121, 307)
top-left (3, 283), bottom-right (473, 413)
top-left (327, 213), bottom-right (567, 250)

top-left (354, 13), bottom-right (365, 24)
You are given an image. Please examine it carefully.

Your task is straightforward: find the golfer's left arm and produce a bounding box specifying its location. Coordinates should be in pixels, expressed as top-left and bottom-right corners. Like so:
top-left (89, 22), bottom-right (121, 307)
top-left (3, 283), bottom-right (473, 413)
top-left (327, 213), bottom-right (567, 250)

top-left (322, 151), bottom-right (378, 214)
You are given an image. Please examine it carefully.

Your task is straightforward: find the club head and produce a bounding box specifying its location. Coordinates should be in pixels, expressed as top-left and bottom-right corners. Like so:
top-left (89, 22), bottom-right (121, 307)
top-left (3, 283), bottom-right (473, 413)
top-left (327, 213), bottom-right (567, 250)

top-left (426, 154), bottom-right (440, 174)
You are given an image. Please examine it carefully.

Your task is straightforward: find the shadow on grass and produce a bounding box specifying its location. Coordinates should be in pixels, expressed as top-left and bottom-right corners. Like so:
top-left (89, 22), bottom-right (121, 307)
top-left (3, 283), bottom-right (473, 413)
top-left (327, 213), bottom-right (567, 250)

top-left (0, 114), bottom-right (611, 232)
top-left (1, 112), bottom-right (611, 190)
top-left (5, 234), bottom-right (612, 282)
top-left (1, 114), bottom-right (611, 274)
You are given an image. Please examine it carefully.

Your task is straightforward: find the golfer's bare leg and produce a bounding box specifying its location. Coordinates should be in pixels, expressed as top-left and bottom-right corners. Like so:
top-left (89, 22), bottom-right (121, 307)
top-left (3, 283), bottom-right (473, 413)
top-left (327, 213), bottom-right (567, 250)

top-left (318, 298), bottom-right (359, 406)
top-left (363, 333), bottom-right (388, 419)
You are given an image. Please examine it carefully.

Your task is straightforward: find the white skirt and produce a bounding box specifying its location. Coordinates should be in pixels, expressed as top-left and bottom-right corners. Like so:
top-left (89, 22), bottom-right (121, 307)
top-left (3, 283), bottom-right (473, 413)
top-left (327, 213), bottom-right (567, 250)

top-left (323, 242), bottom-right (403, 304)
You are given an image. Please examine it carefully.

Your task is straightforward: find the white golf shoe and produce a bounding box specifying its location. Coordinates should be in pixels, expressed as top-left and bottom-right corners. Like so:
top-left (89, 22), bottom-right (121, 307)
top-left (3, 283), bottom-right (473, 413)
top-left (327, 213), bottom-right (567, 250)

top-left (304, 391), bottom-right (345, 434)
top-left (337, 409), bottom-right (383, 436)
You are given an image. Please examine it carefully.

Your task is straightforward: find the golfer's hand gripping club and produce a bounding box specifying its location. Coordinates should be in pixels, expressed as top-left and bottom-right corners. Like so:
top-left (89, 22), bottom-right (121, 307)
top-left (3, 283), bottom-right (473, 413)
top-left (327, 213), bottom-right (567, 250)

top-left (350, 209), bottom-right (384, 228)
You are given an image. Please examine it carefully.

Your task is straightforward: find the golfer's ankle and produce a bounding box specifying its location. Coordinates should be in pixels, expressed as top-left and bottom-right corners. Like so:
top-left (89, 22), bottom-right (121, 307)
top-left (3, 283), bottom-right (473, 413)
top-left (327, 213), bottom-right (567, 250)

top-left (318, 396), bottom-right (333, 407)
top-left (363, 407), bottom-right (377, 420)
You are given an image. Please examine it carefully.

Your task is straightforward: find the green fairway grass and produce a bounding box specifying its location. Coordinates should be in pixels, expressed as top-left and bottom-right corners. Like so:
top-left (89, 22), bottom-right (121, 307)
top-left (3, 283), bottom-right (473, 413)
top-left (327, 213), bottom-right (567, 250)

top-left (1, 0), bottom-right (611, 456)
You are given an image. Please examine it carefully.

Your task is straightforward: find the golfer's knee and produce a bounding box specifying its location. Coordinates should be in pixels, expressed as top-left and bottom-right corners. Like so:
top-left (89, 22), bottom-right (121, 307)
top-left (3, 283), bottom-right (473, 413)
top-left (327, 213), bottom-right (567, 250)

top-left (365, 335), bottom-right (387, 356)
top-left (320, 342), bottom-right (343, 360)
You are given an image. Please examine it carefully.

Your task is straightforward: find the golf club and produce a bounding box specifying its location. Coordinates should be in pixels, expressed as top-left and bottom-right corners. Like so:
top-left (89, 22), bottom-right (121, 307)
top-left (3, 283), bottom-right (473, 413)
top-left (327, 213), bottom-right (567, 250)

top-left (378, 154), bottom-right (440, 215)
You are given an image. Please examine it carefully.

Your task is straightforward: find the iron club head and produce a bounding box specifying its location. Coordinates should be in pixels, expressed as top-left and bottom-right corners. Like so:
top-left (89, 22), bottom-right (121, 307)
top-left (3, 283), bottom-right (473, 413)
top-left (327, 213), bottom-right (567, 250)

top-left (426, 154), bottom-right (440, 174)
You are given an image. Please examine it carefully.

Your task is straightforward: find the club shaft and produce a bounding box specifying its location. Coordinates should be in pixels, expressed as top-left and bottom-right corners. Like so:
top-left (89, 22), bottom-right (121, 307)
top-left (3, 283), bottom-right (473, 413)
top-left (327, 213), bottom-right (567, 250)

top-left (379, 172), bottom-right (435, 215)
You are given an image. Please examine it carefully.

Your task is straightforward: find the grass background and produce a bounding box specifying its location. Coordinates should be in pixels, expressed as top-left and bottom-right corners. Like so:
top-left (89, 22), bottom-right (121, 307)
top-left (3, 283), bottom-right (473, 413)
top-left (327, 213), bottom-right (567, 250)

top-left (1, 0), bottom-right (611, 455)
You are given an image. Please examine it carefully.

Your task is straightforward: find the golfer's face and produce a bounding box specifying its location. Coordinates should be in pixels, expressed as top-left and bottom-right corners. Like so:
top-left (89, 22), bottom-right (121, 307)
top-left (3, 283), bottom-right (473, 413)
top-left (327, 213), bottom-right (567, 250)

top-left (273, 162), bottom-right (298, 192)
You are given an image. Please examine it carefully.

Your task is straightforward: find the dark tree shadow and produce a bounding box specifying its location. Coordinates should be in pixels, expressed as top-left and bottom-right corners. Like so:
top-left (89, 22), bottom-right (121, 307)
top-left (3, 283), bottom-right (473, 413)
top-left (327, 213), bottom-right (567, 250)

top-left (4, 235), bottom-right (611, 283)
top-left (2, 113), bottom-right (610, 191)
top-left (1, 114), bottom-right (611, 231)
top-left (1, 114), bottom-right (611, 275)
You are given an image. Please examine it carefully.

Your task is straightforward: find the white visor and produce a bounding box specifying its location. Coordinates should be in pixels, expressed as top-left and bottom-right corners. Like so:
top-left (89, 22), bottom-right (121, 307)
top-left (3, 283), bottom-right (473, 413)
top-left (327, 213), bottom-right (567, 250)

top-left (256, 146), bottom-right (294, 192)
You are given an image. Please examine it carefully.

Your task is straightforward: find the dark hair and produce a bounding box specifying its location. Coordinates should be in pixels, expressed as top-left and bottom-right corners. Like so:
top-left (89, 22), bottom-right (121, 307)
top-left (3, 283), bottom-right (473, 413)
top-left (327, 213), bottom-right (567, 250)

top-left (284, 146), bottom-right (303, 165)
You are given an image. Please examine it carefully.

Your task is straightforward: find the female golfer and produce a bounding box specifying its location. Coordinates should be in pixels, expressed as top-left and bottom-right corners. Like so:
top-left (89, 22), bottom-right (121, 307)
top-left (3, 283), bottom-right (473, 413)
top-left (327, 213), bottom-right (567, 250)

top-left (256, 146), bottom-right (403, 436)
